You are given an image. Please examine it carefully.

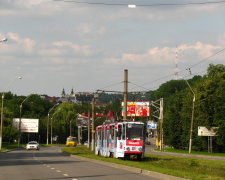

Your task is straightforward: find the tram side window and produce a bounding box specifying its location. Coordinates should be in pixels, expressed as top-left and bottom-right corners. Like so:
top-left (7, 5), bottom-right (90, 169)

top-left (110, 125), bottom-right (114, 139)
top-left (122, 124), bottom-right (125, 140)
top-left (117, 124), bottom-right (122, 140)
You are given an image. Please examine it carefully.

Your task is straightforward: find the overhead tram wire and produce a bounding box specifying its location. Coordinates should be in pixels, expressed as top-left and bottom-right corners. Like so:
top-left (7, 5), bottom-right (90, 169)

top-left (54, 0), bottom-right (225, 7)
top-left (187, 46), bottom-right (225, 70)
top-left (98, 81), bottom-right (123, 90)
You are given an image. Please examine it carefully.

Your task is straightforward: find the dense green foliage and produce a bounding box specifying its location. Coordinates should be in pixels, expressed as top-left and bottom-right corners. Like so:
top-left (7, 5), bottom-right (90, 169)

top-left (0, 93), bottom-right (52, 144)
top-left (151, 64), bottom-right (225, 152)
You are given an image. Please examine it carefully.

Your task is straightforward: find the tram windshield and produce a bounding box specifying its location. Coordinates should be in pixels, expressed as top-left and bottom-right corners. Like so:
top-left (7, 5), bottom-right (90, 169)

top-left (126, 124), bottom-right (143, 140)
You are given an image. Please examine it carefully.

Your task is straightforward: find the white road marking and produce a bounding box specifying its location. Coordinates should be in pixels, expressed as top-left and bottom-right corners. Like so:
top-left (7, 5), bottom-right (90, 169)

top-left (56, 170), bottom-right (61, 173)
top-left (51, 168), bottom-right (55, 170)
top-left (47, 165), bottom-right (51, 168)
top-left (63, 174), bottom-right (69, 176)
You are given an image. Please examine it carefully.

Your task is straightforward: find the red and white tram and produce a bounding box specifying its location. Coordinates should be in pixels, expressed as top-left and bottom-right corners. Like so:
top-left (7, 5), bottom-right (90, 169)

top-left (95, 121), bottom-right (145, 159)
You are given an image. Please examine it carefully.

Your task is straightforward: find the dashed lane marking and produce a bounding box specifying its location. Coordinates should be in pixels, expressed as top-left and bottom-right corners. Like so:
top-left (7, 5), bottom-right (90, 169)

top-left (63, 174), bottom-right (69, 176)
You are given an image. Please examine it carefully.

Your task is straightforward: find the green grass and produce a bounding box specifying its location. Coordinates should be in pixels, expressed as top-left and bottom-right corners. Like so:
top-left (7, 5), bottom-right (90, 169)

top-left (0, 143), bottom-right (23, 151)
top-left (62, 146), bottom-right (225, 180)
top-left (158, 147), bottom-right (225, 157)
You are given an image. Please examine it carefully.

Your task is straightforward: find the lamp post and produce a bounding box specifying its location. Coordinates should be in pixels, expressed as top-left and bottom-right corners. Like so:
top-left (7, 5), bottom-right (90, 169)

top-left (18, 94), bottom-right (33, 147)
top-left (185, 80), bottom-right (196, 154)
top-left (47, 103), bottom-right (59, 145)
top-left (0, 37), bottom-right (7, 42)
top-left (180, 77), bottom-right (195, 154)
top-left (0, 76), bottom-right (22, 150)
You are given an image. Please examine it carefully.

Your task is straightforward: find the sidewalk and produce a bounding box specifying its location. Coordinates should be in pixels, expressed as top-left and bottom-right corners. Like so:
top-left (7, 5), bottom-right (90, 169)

top-left (145, 145), bottom-right (225, 161)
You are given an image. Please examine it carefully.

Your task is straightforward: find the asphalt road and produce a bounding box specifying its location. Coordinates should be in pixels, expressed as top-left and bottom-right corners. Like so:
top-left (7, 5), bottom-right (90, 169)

top-left (0, 146), bottom-right (158, 180)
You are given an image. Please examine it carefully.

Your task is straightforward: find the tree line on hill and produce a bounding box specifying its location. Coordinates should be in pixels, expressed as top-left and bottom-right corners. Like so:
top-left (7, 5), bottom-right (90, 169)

top-left (150, 64), bottom-right (225, 152)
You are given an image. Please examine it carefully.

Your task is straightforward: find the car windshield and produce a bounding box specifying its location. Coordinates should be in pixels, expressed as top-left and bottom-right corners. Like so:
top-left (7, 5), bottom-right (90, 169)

top-left (126, 124), bottom-right (143, 140)
top-left (67, 137), bottom-right (77, 142)
top-left (28, 142), bottom-right (38, 144)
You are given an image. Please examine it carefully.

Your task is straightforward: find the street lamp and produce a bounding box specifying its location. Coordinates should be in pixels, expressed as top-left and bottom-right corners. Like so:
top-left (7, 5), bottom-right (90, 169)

top-left (180, 77), bottom-right (195, 154)
top-left (0, 37), bottom-right (7, 42)
top-left (0, 76), bottom-right (22, 150)
top-left (128, 4), bottom-right (136, 8)
top-left (47, 103), bottom-right (59, 145)
top-left (18, 94), bottom-right (34, 147)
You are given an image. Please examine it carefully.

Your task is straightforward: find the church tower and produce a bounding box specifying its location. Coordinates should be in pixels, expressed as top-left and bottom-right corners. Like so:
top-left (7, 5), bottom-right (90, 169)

top-left (61, 88), bottom-right (66, 97)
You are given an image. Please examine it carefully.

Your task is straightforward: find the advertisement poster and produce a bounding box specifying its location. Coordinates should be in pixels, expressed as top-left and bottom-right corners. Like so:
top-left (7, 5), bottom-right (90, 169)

top-left (121, 101), bottom-right (150, 117)
top-left (13, 118), bottom-right (39, 133)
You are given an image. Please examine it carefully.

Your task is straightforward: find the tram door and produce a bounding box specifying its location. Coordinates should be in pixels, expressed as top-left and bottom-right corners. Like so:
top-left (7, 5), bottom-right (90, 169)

top-left (115, 123), bottom-right (125, 158)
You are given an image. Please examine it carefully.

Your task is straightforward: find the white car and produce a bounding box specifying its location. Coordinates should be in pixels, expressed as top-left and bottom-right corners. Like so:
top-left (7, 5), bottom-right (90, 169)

top-left (26, 141), bottom-right (40, 150)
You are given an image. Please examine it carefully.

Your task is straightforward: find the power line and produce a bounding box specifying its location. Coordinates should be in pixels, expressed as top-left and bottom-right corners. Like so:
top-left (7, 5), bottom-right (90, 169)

top-left (187, 46), bottom-right (225, 69)
top-left (129, 81), bottom-right (152, 92)
top-left (55, 0), bottom-right (225, 7)
top-left (98, 81), bottom-right (123, 90)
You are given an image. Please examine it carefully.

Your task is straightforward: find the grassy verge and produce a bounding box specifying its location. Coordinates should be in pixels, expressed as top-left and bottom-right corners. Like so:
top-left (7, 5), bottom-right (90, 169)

top-left (62, 146), bottom-right (225, 180)
top-left (157, 147), bottom-right (225, 157)
top-left (0, 143), bottom-right (24, 151)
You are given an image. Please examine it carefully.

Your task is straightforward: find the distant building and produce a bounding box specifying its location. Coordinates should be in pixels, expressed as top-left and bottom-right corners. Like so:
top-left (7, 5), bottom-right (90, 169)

top-left (58, 89), bottom-right (94, 105)
top-left (42, 89), bottom-right (94, 105)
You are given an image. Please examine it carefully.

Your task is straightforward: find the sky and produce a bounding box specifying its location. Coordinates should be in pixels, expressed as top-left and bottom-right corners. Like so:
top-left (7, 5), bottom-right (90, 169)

top-left (0, 0), bottom-right (225, 97)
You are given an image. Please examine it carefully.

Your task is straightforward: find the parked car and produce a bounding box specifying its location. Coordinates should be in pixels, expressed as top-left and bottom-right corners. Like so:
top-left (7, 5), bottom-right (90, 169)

top-left (26, 141), bottom-right (40, 150)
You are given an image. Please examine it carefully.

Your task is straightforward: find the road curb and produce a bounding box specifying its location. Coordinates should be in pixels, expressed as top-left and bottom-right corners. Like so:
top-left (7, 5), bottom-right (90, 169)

top-left (70, 154), bottom-right (189, 180)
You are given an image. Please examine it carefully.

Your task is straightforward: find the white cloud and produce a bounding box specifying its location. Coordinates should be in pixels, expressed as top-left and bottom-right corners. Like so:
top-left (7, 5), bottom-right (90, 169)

top-left (38, 48), bottom-right (67, 57)
top-left (76, 24), bottom-right (107, 40)
top-left (53, 41), bottom-right (92, 56)
top-left (0, 32), bottom-right (36, 55)
top-left (104, 42), bottom-right (223, 66)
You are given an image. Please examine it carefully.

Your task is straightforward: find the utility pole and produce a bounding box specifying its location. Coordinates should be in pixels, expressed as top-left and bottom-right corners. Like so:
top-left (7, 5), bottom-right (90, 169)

top-left (88, 110), bottom-right (90, 148)
top-left (91, 98), bottom-right (95, 151)
top-left (182, 79), bottom-right (195, 154)
top-left (189, 92), bottom-right (195, 154)
top-left (150, 98), bottom-right (164, 150)
top-left (159, 98), bottom-right (164, 151)
top-left (123, 69), bottom-right (128, 122)
top-left (47, 103), bottom-right (59, 145)
top-left (18, 104), bottom-right (22, 148)
top-left (78, 126), bottom-right (81, 145)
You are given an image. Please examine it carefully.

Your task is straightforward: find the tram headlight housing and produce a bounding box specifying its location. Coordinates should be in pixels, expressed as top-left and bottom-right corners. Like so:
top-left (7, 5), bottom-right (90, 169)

top-left (138, 147), bottom-right (142, 152)
top-left (126, 147), bottom-right (130, 151)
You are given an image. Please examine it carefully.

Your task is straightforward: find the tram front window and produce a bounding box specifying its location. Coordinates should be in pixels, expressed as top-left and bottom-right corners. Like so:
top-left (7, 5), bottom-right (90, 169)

top-left (126, 124), bottom-right (143, 140)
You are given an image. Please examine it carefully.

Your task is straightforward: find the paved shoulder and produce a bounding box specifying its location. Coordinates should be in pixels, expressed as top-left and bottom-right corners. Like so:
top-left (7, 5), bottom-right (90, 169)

top-left (145, 145), bottom-right (225, 161)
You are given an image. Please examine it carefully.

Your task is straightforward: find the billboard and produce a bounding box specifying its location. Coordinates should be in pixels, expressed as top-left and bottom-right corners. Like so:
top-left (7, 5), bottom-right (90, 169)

top-left (76, 116), bottom-right (90, 127)
top-left (198, 126), bottom-right (218, 136)
top-left (121, 101), bottom-right (150, 117)
top-left (13, 118), bottom-right (39, 133)
top-left (146, 121), bottom-right (157, 129)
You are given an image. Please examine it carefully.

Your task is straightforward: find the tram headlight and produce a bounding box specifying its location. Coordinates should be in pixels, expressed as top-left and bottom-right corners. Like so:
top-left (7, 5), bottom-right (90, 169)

top-left (126, 147), bottom-right (130, 151)
top-left (138, 147), bottom-right (142, 152)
